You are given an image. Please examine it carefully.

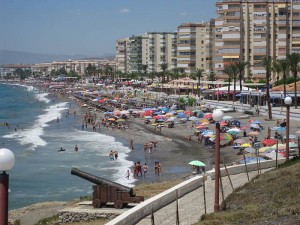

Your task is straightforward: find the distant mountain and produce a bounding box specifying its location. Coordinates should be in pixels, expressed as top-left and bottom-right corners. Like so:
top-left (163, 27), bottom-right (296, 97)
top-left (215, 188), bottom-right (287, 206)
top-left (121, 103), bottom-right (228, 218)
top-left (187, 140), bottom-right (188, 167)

top-left (0, 50), bottom-right (114, 65)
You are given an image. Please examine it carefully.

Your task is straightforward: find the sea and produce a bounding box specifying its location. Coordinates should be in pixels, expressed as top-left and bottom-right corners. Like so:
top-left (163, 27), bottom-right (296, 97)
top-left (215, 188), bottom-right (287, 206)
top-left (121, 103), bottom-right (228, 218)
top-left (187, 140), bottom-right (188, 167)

top-left (0, 83), bottom-right (136, 210)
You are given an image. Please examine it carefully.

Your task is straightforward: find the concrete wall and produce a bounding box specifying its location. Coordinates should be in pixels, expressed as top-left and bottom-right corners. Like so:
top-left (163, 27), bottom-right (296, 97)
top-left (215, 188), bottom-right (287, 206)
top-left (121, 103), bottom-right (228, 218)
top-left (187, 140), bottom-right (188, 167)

top-left (106, 159), bottom-right (285, 225)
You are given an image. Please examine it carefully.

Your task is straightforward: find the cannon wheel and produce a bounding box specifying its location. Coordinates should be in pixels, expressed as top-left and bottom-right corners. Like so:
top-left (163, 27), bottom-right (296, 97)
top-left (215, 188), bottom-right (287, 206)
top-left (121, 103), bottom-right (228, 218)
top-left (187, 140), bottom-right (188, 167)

top-left (93, 199), bottom-right (104, 208)
top-left (114, 200), bottom-right (125, 209)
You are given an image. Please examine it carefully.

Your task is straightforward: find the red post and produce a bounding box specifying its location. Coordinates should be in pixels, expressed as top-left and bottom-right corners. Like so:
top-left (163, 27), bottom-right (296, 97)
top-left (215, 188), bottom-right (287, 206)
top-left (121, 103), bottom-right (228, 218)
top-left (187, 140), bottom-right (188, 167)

top-left (0, 172), bottom-right (9, 225)
top-left (286, 105), bottom-right (290, 161)
top-left (214, 122), bottom-right (220, 212)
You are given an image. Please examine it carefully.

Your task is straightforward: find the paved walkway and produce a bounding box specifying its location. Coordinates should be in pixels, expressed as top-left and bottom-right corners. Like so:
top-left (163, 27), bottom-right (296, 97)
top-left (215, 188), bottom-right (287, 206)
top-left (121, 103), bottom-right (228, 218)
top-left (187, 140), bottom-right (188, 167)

top-left (136, 168), bottom-right (271, 225)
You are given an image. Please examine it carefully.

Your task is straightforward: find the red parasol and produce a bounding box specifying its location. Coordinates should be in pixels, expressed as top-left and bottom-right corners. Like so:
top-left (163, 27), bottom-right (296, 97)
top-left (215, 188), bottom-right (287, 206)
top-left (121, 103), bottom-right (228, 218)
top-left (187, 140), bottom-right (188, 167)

top-left (262, 139), bottom-right (277, 146)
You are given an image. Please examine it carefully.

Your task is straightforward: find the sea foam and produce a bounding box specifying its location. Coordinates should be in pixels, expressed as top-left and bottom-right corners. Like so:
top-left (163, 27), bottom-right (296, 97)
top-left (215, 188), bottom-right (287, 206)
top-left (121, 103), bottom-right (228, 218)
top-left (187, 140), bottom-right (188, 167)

top-left (3, 102), bottom-right (68, 150)
top-left (35, 93), bottom-right (51, 103)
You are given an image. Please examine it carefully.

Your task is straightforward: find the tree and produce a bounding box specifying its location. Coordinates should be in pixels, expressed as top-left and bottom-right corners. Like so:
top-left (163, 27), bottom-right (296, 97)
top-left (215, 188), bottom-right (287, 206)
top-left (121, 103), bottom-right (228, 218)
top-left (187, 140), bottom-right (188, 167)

top-left (148, 72), bottom-right (156, 83)
top-left (85, 64), bottom-right (97, 77)
top-left (278, 59), bottom-right (289, 98)
top-left (235, 61), bottom-right (250, 92)
top-left (208, 72), bottom-right (216, 89)
top-left (272, 60), bottom-right (282, 82)
top-left (141, 64), bottom-right (148, 78)
top-left (171, 68), bottom-right (179, 80)
top-left (192, 68), bottom-right (205, 98)
top-left (261, 56), bottom-right (273, 120)
top-left (104, 64), bottom-right (114, 81)
top-left (223, 66), bottom-right (234, 101)
top-left (287, 52), bottom-right (300, 108)
top-left (159, 63), bottom-right (169, 83)
top-left (178, 67), bottom-right (186, 78)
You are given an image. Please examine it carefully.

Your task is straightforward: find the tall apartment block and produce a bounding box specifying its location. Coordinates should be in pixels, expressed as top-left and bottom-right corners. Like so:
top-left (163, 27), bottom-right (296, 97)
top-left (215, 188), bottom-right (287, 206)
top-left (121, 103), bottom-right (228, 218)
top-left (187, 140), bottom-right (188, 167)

top-left (115, 38), bottom-right (129, 73)
top-left (127, 35), bottom-right (148, 73)
top-left (215, 0), bottom-right (300, 81)
top-left (177, 20), bottom-right (215, 75)
top-left (147, 32), bottom-right (177, 72)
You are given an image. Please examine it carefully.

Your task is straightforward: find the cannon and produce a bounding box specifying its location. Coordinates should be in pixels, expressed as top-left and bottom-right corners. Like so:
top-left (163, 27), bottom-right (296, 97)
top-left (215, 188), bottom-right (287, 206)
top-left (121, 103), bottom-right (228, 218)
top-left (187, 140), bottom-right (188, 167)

top-left (71, 168), bottom-right (144, 209)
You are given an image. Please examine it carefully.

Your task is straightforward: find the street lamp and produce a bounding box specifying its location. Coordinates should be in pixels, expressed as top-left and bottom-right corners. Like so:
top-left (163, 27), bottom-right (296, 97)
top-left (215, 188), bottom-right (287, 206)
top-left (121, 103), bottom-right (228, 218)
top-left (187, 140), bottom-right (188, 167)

top-left (280, 91), bottom-right (283, 112)
top-left (284, 96), bottom-right (292, 161)
top-left (0, 148), bottom-right (15, 225)
top-left (212, 109), bottom-right (224, 212)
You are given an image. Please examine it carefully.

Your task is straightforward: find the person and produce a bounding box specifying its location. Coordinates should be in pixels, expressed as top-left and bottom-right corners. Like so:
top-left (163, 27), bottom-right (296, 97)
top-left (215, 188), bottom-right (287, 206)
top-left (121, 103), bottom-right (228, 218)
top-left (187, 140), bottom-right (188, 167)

top-left (143, 163), bottom-right (148, 177)
top-left (126, 170), bottom-right (130, 179)
top-left (114, 151), bottom-right (118, 160)
top-left (109, 150), bottom-right (114, 161)
top-left (74, 145), bottom-right (79, 151)
top-left (58, 147), bottom-right (66, 152)
top-left (243, 129), bottom-right (247, 137)
top-left (130, 139), bottom-right (134, 150)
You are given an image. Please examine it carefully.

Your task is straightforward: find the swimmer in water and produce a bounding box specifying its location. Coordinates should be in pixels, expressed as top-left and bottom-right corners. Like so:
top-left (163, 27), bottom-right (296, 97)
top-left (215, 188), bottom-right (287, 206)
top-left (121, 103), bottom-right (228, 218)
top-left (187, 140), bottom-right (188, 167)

top-left (58, 147), bottom-right (66, 152)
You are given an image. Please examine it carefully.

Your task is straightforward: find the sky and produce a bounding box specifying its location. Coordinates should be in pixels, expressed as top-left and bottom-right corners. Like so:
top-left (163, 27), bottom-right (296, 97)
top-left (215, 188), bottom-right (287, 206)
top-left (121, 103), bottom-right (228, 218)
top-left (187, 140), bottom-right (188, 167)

top-left (0, 0), bottom-right (217, 57)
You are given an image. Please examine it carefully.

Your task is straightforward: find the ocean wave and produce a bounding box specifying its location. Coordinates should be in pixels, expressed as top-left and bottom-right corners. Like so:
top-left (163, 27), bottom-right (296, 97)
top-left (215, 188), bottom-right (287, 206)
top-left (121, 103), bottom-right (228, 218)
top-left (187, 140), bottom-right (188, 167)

top-left (35, 93), bottom-right (50, 103)
top-left (3, 102), bottom-right (68, 150)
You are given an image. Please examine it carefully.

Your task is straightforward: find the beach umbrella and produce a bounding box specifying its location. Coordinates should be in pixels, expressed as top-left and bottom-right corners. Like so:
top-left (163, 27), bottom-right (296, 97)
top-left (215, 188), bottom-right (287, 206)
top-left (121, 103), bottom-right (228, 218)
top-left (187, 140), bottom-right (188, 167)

top-left (113, 110), bottom-right (121, 116)
top-left (244, 147), bottom-right (256, 154)
top-left (249, 131), bottom-right (260, 136)
top-left (203, 113), bottom-right (212, 119)
top-left (103, 112), bottom-right (112, 115)
top-left (200, 118), bottom-right (209, 123)
top-left (160, 107), bottom-right (169, 113)
top-left (120, 110), bottom-right (130, 114)
top-left (144, 115), bottom-right (153, 119)
top-left (220, 121), bottom-right (227, 126)
top-left (166, 117), bottom-right (175, 122)
top-left (153, 115), bottom-right (163, 119)
top-left (189, 160), bottom-right (206, 167)
top-left (234, 139), bottom-right (246, 144)
top-left (262, 139), bottom-right (277, 146)
top-left (195, 125), bottom-right (206, 129)
top-left (177, 113), bottom-right (187, 118)
top-left (223, 115), bottom-right (233, 120)
top-left (283, 135), bottom-right (297, 139)
top-left (116, 119), bottom-right (125, 122)
top-left (184, 111), bottom-right (193, 115)
top-left (289, 142), bottom-right (298, 148)
top-left (177, 110), bottom-right (184, 113)
top-left (108, 118), bottom-right (116, 121)
top-left (241, 143), bottom-right (252, 148)
top-left (271, 143), bottom-right (286, 150)
top-left (197, 111), bottom-right (204, 118)
top-left (201, 122), bottom-right (210, 125)
top-left (240, 126), bottom-right (249, 130)
top-left (227, 128), bottom-right (241, 135)
top-left (188, 116), bottom-right (198, 121)
top-left (252, 120), bottom-right (262, 124)
top-left (250, 124), bottom-right (260, 129)
top-left (280, 121), bottom-right (286, 127)
top-left (156, 119), bottom-right (165, 123)
top-left (221, 133), bottom-right (233, 141)
top-left (259, 146), bottom-right (275, 153)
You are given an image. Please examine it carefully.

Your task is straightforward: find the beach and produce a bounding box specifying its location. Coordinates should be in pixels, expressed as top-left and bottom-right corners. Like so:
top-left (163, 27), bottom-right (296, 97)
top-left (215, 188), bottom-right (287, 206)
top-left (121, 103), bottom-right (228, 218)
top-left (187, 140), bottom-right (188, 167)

top-left (3, 81), bottom-right (300, 224)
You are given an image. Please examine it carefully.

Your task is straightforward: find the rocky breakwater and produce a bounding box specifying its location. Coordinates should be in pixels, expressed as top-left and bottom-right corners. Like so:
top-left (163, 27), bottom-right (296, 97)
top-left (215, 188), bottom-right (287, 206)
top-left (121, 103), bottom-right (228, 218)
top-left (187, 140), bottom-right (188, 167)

top-left (59, 202), bottom-right (128, 223)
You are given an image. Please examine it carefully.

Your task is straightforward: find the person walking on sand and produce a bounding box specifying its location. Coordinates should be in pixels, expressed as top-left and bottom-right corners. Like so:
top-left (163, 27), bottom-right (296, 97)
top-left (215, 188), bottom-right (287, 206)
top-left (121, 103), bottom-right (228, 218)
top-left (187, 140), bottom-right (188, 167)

top-left (143, 163), bottom-right (148, 177)
top-left (126, 170), bottom-right (130, 179)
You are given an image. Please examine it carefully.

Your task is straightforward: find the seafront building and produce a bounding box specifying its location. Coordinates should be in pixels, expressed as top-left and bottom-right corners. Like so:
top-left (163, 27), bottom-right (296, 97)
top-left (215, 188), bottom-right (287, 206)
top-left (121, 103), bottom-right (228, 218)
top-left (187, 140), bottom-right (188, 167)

top-left (215, 0), bottom-right (300, 80)
top-left (115, 38), bottom-right (129, 74)
top-left (176, 20), bottom-right (215, 75)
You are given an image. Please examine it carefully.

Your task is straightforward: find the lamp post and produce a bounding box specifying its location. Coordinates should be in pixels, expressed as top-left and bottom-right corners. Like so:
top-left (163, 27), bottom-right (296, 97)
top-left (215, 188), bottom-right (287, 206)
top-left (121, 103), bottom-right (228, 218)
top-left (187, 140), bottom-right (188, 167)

top-left (284, 96), bottom-right (292, 161)
top-left (212, 109), bottom-right (224, 212)
top-left (0, 148), bottom-right (15, 225)
top-left (280, 91), bottom-right (283, 112)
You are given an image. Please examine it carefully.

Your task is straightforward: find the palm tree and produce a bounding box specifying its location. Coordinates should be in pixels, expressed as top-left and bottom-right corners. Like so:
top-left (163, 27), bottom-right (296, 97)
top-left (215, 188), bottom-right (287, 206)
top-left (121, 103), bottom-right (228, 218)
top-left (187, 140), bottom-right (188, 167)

top-left (261, 56), bottom-right (273, 120)
top-left (141, 64), bottom-right (148, 78)
top-left (235, 61), bottom-right (250, 92)
top-left (287, 52), bottom-right (300, 108)
top-left (159, 63), bottom-right (169, 83)
top-left (171, 68), bottom-right (179, 80)
top-left (178, 67), bottom-right (186, 78)
top-left (272, 60), bottom-right (282, 83)
top-left (278, 59), bottom-right (289, 98)
top-left (208, 72), bottom-right (216, 89)
top-left (223, 65), bottom-right (234, 101)
top-left (192, 68), bottom-right (205, 98)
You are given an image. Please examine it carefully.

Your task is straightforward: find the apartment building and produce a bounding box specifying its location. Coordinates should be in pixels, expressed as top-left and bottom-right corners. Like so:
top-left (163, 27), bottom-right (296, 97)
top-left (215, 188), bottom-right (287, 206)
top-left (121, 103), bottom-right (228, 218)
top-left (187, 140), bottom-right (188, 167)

top-left (32, 59), bottom-right (116, 77)
top-left (177, 20), bottom-right (215, 75)
top-left (115, 38), bottom-right (129, 73)
top-left (147, 32), bottom-right (177, 72)
top-left (215, 0), bottom-right (300, 81)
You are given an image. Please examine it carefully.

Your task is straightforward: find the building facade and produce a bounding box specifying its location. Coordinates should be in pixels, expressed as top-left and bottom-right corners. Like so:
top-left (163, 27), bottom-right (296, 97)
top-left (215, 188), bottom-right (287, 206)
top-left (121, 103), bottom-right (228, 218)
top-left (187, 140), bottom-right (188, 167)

top-left (215, 0), bottom-right (300, 81)
top-left (177, 20), bottom-right (215, 75)
top-left (115, 38), bottom-right (129, 73)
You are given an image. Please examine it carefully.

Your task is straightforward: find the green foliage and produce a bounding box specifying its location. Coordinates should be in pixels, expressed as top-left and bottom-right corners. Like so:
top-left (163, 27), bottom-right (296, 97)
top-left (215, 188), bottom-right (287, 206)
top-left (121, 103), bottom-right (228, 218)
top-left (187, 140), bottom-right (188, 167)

top-left (244, 80), bottom-right (253, 83)
top-left (178, 96), bottom-right (196, 106)
top-left (14, 68), bottom-right (32, 80)
top-left (258, 79), bottom-right (266, 83)
top-left (36, 214), bottom-right (59, 225)
top-left (274, 77), bottom-right (300, 86)
top-left (85, 63), bottom-right (97, 76)
top-left (67, 70), bottom-right (80, 79)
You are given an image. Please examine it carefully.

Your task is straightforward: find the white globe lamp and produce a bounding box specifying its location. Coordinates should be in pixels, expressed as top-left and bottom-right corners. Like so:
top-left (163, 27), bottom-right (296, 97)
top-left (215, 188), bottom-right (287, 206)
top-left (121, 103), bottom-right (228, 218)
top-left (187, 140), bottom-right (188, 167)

top-left (0, 148), bottom-right (15, 172)
top-left (212, 109), bottom-right (224, 122)
top-left (284, 96), bottom-right (292, 105)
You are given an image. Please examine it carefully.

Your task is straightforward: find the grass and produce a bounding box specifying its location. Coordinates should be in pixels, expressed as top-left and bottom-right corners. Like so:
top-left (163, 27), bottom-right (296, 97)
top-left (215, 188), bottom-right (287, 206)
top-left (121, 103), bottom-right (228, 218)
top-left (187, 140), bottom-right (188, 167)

top-left (35, 178), bottom-right (184, 225)
top-left (196, 157), bottom-right (300, 225)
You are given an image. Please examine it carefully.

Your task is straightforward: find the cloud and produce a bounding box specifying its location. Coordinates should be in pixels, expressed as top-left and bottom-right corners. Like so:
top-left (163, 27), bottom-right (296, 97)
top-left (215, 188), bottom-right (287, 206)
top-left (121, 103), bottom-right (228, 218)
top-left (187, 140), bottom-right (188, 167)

top-left (180, 12), bottom-right (187, 16)
top-left (120, 8), bottom-right (130, 13)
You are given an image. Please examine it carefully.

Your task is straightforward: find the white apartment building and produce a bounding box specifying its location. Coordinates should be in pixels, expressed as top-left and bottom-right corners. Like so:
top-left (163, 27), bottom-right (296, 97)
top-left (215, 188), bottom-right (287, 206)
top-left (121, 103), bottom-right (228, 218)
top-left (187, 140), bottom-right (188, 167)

top-left (146, 32), bottom-right (177, 72)
top-left (215, 0), bottom-right (300, 80)
top-left (115, 38), bottom-right (129, 73)
top-left (177, 20), bottom-right (215, 75)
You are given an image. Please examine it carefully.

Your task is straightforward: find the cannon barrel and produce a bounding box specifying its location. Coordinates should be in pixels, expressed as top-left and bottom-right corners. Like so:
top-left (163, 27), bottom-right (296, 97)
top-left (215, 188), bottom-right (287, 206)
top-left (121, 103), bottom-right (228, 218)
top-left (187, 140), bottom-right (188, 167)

top-left (71, 168), bottom-right (133, 195)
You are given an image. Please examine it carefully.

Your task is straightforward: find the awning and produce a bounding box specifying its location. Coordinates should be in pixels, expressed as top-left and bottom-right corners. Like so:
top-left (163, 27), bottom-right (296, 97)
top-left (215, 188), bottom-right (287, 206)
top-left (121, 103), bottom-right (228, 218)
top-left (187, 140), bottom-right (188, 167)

top-left (223, 55), bottom-right (240, 59)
